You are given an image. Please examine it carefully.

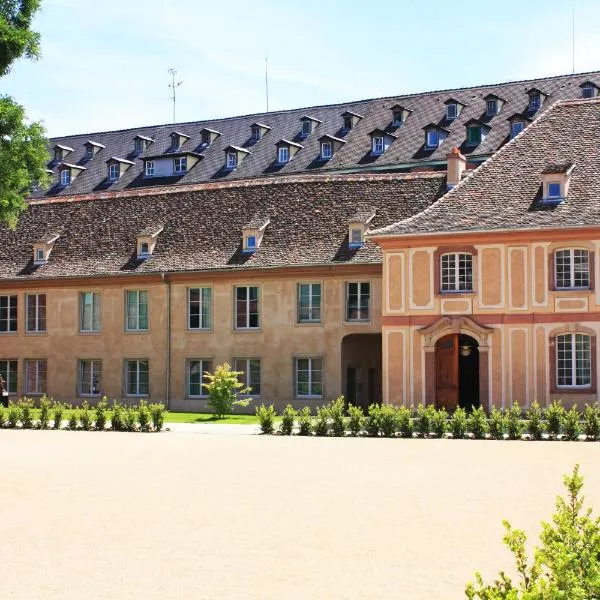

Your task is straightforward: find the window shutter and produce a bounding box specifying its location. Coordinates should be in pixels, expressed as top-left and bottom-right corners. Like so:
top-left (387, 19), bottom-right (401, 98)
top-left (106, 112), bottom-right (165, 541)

top-left (589, 251), bottom-right (595, 291)
top-left (548, 250), bottom-right (555, 291)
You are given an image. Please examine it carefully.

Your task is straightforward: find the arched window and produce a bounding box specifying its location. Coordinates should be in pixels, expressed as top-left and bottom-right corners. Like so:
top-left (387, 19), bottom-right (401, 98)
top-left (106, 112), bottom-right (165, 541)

top-left (440, 253), bottom-right (473, 292)
top-left (555, 249), bottom-right (590, 289)
top-left (555, 333), bottom-right (592, 388)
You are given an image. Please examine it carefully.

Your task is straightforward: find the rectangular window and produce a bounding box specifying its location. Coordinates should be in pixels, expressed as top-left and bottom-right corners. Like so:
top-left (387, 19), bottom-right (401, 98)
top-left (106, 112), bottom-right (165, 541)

top-left (555, 249), bottom-right (589, 289)
top-left (26, 293), bottom-right (46, 333)
top-left (188, 287), bottom-right (212, 330)
top-left (350, 227), bottom-right (363, 245)
top-left (233, 358), bottom-right (261, 396)
top-left (372, 137), bottom-right (384, 155)
top-left (446, 103), bottom-right (458, 120)
top-left (0, 360), bottom-right (17, 394)
top-left (174, 156), bottom-right (187, 174)
top-left (25, 359), bottom-right (47, 395)
top-left (346, 282), bottom-right (370, 321)
top-left (343, 115), bottom-right (353, 130)
top-left (441, 253), bottom-right (473, 292)
top-left (511, 121), bottom-right (524, 138)
top-left (557, 333), bottom-right (591, 388)
top-left (321, 141), bottom-right (332, 159)
top-left (467, 126), bottom-right (481, 146)
top-left (108, 163), bottom-right (120, 181)
top-left (295, 357), bottom-right (323, 397)
top-left (80, 292), bottom-right (101, 332)
top-left (547, 182), bottom-right (562, 199)
top-left (187, 359), bottom-right (212, 397)
top-left (171, 135), bottom-right (180, 150)
top-left (85, 146), bottom-right (94, 160)
top-left (126, 290), bottom-right (149, 331)
top-left (297, 283), bottom-right (321, 323)
top-left (0, 295), bottom-right (17, 333)
top-left (144, 160), bottom-right (155, 176)
top-left (251, 126), bottom-right (261, 141)
top-left (134, 138), bottom-right (143, 154)
top-left (582, 85), bottom-right (595, 99)
top-left (392, 111), bottom-right (403, 127)
top-left (125, 359), bottom-right (149, 396)
top-left (278, 146), bottom-right (289, 163)
top-left (529, 94), bottom-right (540, 111)
top-left (78, 359), bottom-right (102, 396)
top-left (60, 169), bottom-right (71, 186)
top-left (301, 120), bottom-right (312, 136)
top-left (486, 99), bottom-right (498, 116)
top-left (426, 130), bottom-right (439, 148)
top-left (226, 152), bottom-right (237, 169)
top-left (235, 286), bottom-right (259, 329)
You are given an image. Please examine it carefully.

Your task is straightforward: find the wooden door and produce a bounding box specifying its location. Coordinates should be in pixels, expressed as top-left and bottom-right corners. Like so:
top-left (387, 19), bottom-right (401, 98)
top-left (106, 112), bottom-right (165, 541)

top-left (436, 334), bottom-right (459, 411)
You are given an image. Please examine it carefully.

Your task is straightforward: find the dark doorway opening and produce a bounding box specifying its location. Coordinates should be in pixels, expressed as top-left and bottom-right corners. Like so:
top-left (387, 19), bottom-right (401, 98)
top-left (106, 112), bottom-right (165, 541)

top-left (341, 334), bottom-right (382, 410)
top-left (458, 334), bottom-right (479, 410)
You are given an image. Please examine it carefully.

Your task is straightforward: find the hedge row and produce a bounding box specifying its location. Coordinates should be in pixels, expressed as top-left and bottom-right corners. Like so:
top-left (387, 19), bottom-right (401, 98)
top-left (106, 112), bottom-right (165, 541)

top-left (0, 397), bottom-right (165, 432)
top-left (256, 398), bottom-right (600, 440)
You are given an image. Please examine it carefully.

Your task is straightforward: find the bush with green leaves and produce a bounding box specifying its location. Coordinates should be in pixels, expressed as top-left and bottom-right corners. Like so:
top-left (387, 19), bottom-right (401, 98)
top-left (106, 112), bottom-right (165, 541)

top-left (123, 407), bottom-right (137, 432)
top-left (0, 405), bottom-right (5, 428)
top-left (7, 402), bottom-right (19, 428)
top-left (39, 395), bottom-right (50, 429)
top-left (583, 403), bottom-right (600, 440)
top-left (430, 407), bottom-right (448, 438)
top-left (203, 362), bottom-right (250, 419)
top-left (415, 403), bottom-right (436, 437)
top-left (312, 404), bottom-right (330, 436)
top-left (111, 400), bottom-right (125, 431)
top-left (527, 400), bottom-right (545, 441)
top-left (137, 400), bottom-right (151, 432)
top-left (279, 404), bottom-right (297, 435)
top-left (398, 406), bottom-right (414, 438)
top-left (67, 409), bottom-right (78, 430)
top-left (19, 398), bottom-right (34, 429)
top-left (506, 402), bottom-right (524, 440)
top-left (79, 401), bottom-right (93, 431)
top-left (379, 405), bottom-right (399, 438)
top-left (297, 406), bottom-right (312, 436)
top-left (347, 404), bottom-right (364, 436)
top-left (256, 404), bottom-right (276, 434)
top-left (52, 401), bottom-right (65, 430)
top-left (149, 403), bottom-right (165, 432)
top-left (450, 407), bottom-right (468, 439)
top-left (94, 397), bottom-right (109, 431)
top-left (329, 396), bottom-right (346, 437)
top-left (563, 406), bottom-right (581, 441)
top-left (466, 465), bottom-right (600, 599)
top-left (488, 406), bottom-right (506, 440)
top-left (364, 404), bottom-right (382, 437)
top-left (546, 399), bottom-right (565, 438)
top-left (468, 406), bottom-right (489, 439)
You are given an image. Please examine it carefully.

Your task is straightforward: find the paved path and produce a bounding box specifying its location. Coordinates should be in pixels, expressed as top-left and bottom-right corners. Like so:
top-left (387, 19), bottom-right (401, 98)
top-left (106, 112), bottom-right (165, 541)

top-left (165, 422), bottom-right (261, 435)
top-left (1, 431), bottom-right (599, 599)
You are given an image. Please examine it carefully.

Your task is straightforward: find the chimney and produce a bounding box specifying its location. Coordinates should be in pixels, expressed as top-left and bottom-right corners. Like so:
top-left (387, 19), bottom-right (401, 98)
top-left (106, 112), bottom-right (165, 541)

top-left (446, 147), bottom-right (466, 189)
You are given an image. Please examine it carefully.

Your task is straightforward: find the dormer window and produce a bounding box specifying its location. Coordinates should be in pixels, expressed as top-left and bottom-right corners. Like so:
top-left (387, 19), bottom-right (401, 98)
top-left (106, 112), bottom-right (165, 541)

top-left (511, 121), bottom-right (524, 138)
top-left (348, 206), bottom-right (375, 249)
top-left (134, 135), bottom-right (153, 155)
top-left (136, 227), bottom-right (163, 260)
top-left (224, 145), bottom-right (250, 171)
top-left (250, 123), bottom-right (270, 142)
top-left (199, 128), bottom-right (221, 147)
top-left (242, 216), bottom-right (269, 253)
top-left (108, 163), bottom-right (120, 181)
top-left (427, 130), bottom-right (439, 148)
top-left (580, 81), bottom-right (598, 99)
top-left (446, 103), bottom-right (458, 120)
top-left (85, 146), bottom-right (94, 160)
top-left (36, 248), bottom-right (44, 262)
top-left (301, 120), bottom-right (312, 136)
top-left (60, 169), bottom-right (71, 186)
top-left (547, 182), bottom-right (561, 199)
top-left (321, 141), bottom-right (332, 160)
top-left (526, 88), bottom-right (546, 113)
top-left (278, 147), bottom-right (289, 163)
top-left (53, 144), bottom-right (73, 163)
top-left (541, 163), bottom-right (574, 204)
top-left (343, 115), bottom-right (353, 130)
top-left (368, 129), bottom-right (395, 156)
top-left (173, 156), bottom-right (187, 174)
top-left (144, 160), bottom-right (155, 176)
top-left (140, 242), bottom-right (149, 255)
top-left (170, 131), bottom-right (190, 151)
top-left (424, 124), bottom-right (449, 150)
top-left (275, 140), bottom-right (302, 164)
top-left (464, 120), bottom-right (490, 147)
top-left (84, 141), bottom-right (105, 161)
top-left (201, 131), bottom-right (211, 145)
top-left (251, 126), bottom-right (261, 141)
top-left (226, 152), bottom-right (237, 169)
top-left (350, 227), bottom-right (363, 246)
top-left (341, 111), bottom-right (363, 131)
top-left (246, 235), bottom-right (257, 250)
top-left (372, 136), bottom-right (384, 155)
top-left (486, 99), bottom-right (497, 116)
top-left (299, 116), bottom-right (322, 138)
top-left (106, 157), bottom-right (134, 182)
top-left (318, 135), bottom-right (345, 161)
top-left (33, 234), bottom-right (59, 265)
top-left (390, 105), bottom-right (412, 128)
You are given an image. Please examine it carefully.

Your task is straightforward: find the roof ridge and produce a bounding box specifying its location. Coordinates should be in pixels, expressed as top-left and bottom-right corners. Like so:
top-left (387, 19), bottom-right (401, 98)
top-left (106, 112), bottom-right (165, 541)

top-left (49, 70), bottom-right (600, 140)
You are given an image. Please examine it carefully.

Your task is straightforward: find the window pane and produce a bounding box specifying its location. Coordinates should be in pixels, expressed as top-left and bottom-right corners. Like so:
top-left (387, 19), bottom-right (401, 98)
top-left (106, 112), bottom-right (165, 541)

top-left (0, 360), bottom-right (17, 394)
top-left (25, 359), bottom-right (47, 394)
top-left (557, 334), bottom-right (574, 387)
top-left (575, 334), bottom-right (591, 386)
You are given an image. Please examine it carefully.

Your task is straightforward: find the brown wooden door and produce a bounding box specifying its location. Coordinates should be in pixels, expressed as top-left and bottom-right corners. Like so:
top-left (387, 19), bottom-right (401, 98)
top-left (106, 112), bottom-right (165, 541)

top-left (436, 334), bottom-right (459, 411)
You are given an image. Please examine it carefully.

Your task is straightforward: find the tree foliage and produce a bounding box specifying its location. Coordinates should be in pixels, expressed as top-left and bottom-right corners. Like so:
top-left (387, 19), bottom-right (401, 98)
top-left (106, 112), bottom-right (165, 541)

top-left (0, 0), bottom-right (41, 75)
top-left (465, 465), bottom-right (600, 599)
top-left (202, 363), bottom-right (250, 419)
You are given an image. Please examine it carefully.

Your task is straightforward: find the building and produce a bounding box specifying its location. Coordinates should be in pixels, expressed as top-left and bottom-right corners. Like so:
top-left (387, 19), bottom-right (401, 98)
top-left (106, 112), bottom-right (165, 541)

top-left (1, 72), bottom-right (600, 411)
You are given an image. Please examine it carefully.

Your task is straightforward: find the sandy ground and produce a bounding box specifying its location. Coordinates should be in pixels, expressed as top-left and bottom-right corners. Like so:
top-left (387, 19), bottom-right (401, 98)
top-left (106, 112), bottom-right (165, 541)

top-left (1, 431), bottom-right (599, 600)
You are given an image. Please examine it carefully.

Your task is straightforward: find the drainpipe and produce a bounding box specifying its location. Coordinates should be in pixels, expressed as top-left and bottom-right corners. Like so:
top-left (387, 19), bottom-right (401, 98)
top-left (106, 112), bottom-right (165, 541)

top-left (161, 272), bottom-right (171, 410)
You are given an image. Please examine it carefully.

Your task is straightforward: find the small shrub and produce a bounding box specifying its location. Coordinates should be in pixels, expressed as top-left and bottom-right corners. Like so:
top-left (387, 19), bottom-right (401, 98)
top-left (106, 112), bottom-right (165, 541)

top-left (379, 405), bottom-right (399, 438)
top-left (583, 403), bottom-right (600, 440)
top-left (52, 401), bottom-right (65, 429)
top-left (398, 406), bottom-right (414, 438)
top-left (546, 399), bottom-right (566, 438)
top-left (364, 404), bottom-right (381, 437)
top-left (111, 400), bottom-right (124, 431)
top-left (450, 407), bottom-right (468, 439)
top-left (506, 402), bottom-right (524, 440)
top-left (468, 406), bottom-right (489, 439)
top-left (67, 409), bottom-right (78, 430)
top-left (415, 403), bottom-right (436, 437)
top-left (123, 407), bottom-right (137, 432)
top-left (563, 406), bottom-right (581, 441)
top-left (203, 362), bottom-right (250, 419)
top-left (329, 396), bottom-right (346, 437)
top-left (279, 404), bottom-right (297, 435)
top-left (7, 402), bottom-right (19, 428)
top-left (137, 399), bottom-right (151, 432)
top-left (19, 398), bottom-right (34, 429)
top-left (79, 401), bottom-right (93, 431)
top-left (256, 404), bottom-right (276, 434)
top-left (0, 405), bottom-right (5, 428)
top-left (488, 406), bottom-right (506, 440)
top-left (94, 397), bottom-right (109, 431)
top-left (149, 403), bottom-right (165, 432)
top-left (39, 395), bottom-right (51, 429)
top-left (431, 407), bottom-right (448, 438)
top-left (527, 400), bottom-right (545, 440)
top-left (347, 404), bottom-right (364, 436)
top-left (312, 404), bottom-right (330, 437)
top-left (297, 406), bottom-right (312, 436)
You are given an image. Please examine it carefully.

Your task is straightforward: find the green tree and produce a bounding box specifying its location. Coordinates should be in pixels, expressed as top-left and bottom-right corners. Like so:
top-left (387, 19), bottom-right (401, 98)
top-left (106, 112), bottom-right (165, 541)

top-left (465, 465), bottom-right (600, 599)
top-left (1, 0), bottom-right (48, 228)
top-left (202, 362), bottom-right (250, 419)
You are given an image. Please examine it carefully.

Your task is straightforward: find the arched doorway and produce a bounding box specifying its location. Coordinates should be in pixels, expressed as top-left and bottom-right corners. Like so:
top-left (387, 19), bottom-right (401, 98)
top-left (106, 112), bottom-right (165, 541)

top-left (435, 333), bottom-right (480, 411)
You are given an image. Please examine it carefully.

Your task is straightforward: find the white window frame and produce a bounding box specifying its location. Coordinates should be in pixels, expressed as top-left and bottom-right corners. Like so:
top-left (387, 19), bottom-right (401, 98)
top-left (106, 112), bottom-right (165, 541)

top-left (186, 358), bottom-right (212, 398)
top-left (85, 146), bottom-right (94, 160)
top-left (295, 357), bottom-right (323, 398)
top-left (125, 290), bottom-right (149, 331)
top-left (529, 93), bottom-right (541, 111)
top-left (246, 235), bottom-right (257, 250)
top-left (233, 357), bottom-right (261, 397)
top-left (26, 293), bottom-right (46, 333)
top-left (251, 126), bottom-right (261, 141)
top-left (301, 120), bottom-right (312, 136)
top-left (134, 138), bottom-right (143, 154)
top-left (187, 287), bottom-right (212, 330)
top-left (345, 281), bottom-right (370, 322)
top-left (321, 141), bottom-right (332, 160)
top-left (426, 130), bottom-right (439, 148)
top-left (511, 121), bottom-right (524, 138)
top-left (486, 99), bottom-right (498, 116)
top-left (25, 358), bottom-right (47, 395)
top-left (125, 359), bottom-right (149, 397)
top-left (60, 169), bottom-right (71, 186)
top-left (79, 291), bottom-right (101, 332)
top-left (278, 146), bottom-right (289, 163)
top-left (0, 359), bottom-right (17, 395)
top-left (297, 283), bottom-right (322, 323)
top-left (173, 156), bottom-right (187, 174)
top-left (350, 227), bottom-right (363, 245)
top-left (170, 135), bottom-right (180, 150)
top-left (144, 160), bottom-right (155, 176)
top-left (36, 248), bottom-right (45, 262)
top-left (78, 359), bottom-right (102, 396)
top-left (372, 136), bottom-right (384, 155)
top-left (226, 152), bottom-right (237, 169)
top-left (554, 249), bottom-right (590, 290)
top-left (235, 285), bottom-right (259, 330)
top-left (446, 103), bottom-right (458, 120)
top-left (546, 181), bottom-right (562, 199)
top-left (440, 253), bottom-right (473, 293)
top-left (392, 111), bottom-right (403, 127)
top-left (108, 163), bottom-right (120, 181)
top-left (556, 333), bottom-right (592, 389)
top-left (0, 295), bottom-right (17, 333)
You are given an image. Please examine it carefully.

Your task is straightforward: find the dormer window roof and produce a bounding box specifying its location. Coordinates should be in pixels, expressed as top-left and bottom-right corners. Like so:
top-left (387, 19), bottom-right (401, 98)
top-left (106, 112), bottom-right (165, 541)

top-left (275, 139), bottom-right (303, 164)
top-left (242, 215), bottom-right (269, 253)
top-left (540, 163), bottom-right (574, 204)
top-left (444, 98), bottom-right (465, 121)
top-left (341, 111), bottom-right (363, 131)
top-left (423, 123), bottom-right (450, 149)
top-left (250, 122), bottom-right (271, 141)
top-left (526, 88), bottom-right (547, 112)
top-left (134, 135), bottom-right (153, 154)
top-left (170, 131), bottom-right (191, 150)
top-left (464, 119), bottom-right (490, 147)
top-left (58, 163), bottom-right (85, 186)
top-left (53, 144), bottom-right (73, 162)
top-left (580, 81), bottom-right (599, 99)
top-left (390, 104), bottom-right (412, 127)
top-left (300, 115), bottom-right (322, 137)
top-left (224, 145), bottom-right (250, 170)
top-left (33, 233), bottom-right (60, 265)
top-left (318, 134), bottom-right (346, 161)
top-left (84, 140), bottom-right (105, 160)
top-left (368, 129), bottom-right (396, 156)
top-left (348, 205), bottom-right (375, 248)
top-left (136, 226), bottom-right (163, 260)
top-left (200, 128), bottom-right (221, 146)
top-left (483, 93), bottom-right (506, 117)
top-left (106, 157), bottom-right (135, 182)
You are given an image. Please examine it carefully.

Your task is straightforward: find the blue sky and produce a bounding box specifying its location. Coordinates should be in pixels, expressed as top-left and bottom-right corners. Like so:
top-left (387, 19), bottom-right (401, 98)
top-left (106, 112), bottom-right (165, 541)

top-left (3, 0), bottom-right (600, 136)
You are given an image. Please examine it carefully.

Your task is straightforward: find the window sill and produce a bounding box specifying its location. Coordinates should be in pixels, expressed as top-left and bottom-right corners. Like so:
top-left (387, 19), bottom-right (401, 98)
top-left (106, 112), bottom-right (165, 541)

top-left (296, 395), bottom-right (323, 401)
top-left (187, 328), bottom-right (213, 333)
top-left (124, 329), bottom-right (150, 334)
top-left (234, 328), bottom-right (261, 333)
top-left (438, 291), bottom-right (476, 296)
top-left (553, 288), bottom-right (591, 295)
top-left (79, 330), bottom-right (102, 335)
top-left (551, 387), bottom-right (596, 395)
top-left (297, 320), bottom-right (323, 327)
top-left (25, 331), bottom-right (48, 336)
top-left (344, 319), bottom-right (372, 325)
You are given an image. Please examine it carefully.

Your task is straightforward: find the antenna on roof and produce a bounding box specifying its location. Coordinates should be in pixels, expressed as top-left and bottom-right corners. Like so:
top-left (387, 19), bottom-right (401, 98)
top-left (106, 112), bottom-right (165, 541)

top-left (168, 68), bottom-right (183, 123)
top-left (265, 56), bottom-right (270, 113)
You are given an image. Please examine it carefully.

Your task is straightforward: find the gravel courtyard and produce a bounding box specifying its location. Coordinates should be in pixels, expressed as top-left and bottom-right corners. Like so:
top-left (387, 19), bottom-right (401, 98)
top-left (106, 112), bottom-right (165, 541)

top-left (1, 431), bottom-right (599, 599)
